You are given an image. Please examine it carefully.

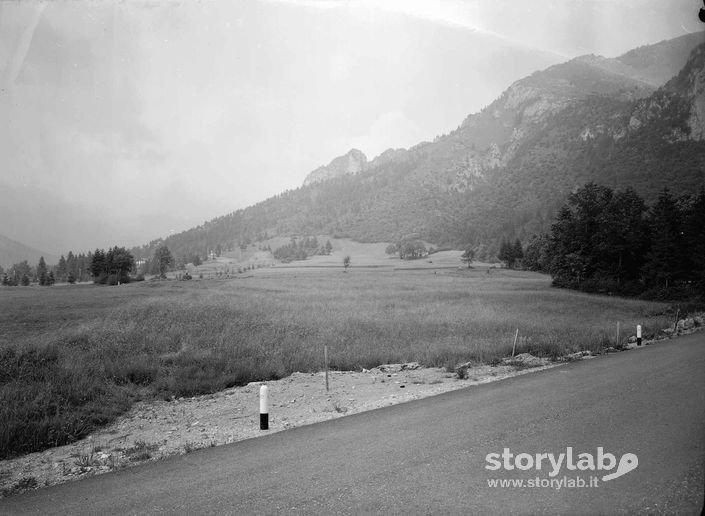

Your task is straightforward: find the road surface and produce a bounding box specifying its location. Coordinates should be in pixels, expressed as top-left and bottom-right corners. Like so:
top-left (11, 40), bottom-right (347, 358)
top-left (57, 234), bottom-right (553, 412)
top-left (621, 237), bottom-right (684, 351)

top-left (3, 332), bottom-right (704, 515)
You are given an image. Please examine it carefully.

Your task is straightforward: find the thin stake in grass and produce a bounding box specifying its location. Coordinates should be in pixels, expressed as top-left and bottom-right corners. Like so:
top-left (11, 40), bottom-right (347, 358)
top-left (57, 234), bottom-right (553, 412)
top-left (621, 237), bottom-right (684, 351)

top-left (674, 309), bottom-right (680, 334)
top-left (512, 328), bottom-right (519, 358)
top-left (324, 344), bottom-right (329, 392)
top-left (616, 321), bottom-right (620, 347)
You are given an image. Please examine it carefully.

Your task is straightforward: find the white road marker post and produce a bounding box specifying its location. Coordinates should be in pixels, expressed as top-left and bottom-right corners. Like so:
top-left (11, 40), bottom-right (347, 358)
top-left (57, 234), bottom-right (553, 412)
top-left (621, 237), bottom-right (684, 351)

top-left (637, 324), bottom-right (642, 347)
top-left (259, 384), bottom-right (269, 430)
top-left (511, 329), bottom-right (519, 358)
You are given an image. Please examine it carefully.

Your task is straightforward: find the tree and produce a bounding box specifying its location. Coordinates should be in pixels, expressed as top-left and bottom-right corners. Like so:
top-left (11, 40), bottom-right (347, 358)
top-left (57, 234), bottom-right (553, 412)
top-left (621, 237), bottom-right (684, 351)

top-left (523, 234), bottom-right (550, 272)
top-left (57, 255), bottom-right (67, 282)
top-left (37, 256), bottom-right (48, 286)
top-left (460, 245), bottom-right (475, 268)
top-left (67, 271), bottom-right (76, 284)
top-left (512, 239), bottom-right (524, 266)
top-left (498, 240), bottom-right (514, 268)
top-left (90, 249), bottom-right (107, 280)
top-left (325, 240), bottom-right (333, 255)
top-left (106, 246), bottom-right (135, 284)
top-left (398, 239), bottom-right (427, 260)
top-left (90, 247), bottom-right (134, 284)
top-left (594, 187), bottom-right (649, 284)
top-left (154, 245), bottom-right (174, 278)
top-left (273, 240), bottom-right (309, 263)
top-left (66, 251), bottom-right (77, 282)
top-left (47, 271), bottom-right (55, 286)
top-left (385, 243), bottom-right (398, 256)
top-left (20, 273), bottom-right (30, 286)
top-left (9, 260), bottom-right (31, 286)
top-left (542, 183), bottom-right (704, 296)
top-left (546, 183), bottom-right (614, 287)
top-left (682, 186), bottom-right (705, 289)
top-left (343, 255), bottom-right (351, 270)
top-left (1, 272), bottom-right (10, 286)
top-left (641, 189), bottom-right (686, 289)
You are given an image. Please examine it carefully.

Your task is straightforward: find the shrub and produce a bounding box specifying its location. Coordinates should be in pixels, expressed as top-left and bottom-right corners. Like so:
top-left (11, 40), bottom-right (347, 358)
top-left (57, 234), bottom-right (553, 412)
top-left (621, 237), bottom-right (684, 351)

top-left (455, 365), bottom-right (469, 380)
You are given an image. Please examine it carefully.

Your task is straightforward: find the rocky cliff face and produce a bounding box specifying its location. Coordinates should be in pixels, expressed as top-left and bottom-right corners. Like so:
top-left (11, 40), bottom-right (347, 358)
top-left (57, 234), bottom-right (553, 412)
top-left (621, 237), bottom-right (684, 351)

top-left (572, 42), bottom-right (705, 146)
top-left (303, 149), bottom-right (368, 186)
top-left (664, 42), bottom-right (705, 140)
top-left (301, 36), bottom-right (704, 195)
top-left (442, 55), bottom-right (655, 192)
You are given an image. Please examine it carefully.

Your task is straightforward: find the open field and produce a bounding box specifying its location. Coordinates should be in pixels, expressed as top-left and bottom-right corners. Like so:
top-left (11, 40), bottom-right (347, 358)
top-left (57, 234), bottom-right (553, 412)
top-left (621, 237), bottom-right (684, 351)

top-left (0, 266), bottom-right (681, 460)
top-left (188, 239), bottom-right (473, 278)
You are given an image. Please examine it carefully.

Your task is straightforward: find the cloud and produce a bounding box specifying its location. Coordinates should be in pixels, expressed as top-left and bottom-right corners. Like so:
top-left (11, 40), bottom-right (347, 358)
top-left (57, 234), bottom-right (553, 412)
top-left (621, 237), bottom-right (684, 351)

top-left (260, 0), bottom-right (350, 9)
top-left (2, 3), bottom-right (46, 90)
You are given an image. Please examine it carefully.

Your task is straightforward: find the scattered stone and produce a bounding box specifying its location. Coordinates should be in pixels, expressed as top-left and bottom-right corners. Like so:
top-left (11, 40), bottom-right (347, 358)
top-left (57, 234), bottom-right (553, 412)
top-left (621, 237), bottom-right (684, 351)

top-left (564, 350), bottom-right (593, 361)
top-left (377, 362), bottom-right (420, 373)
top-left (628, 336), bottom-right (637, 344)
top-left (677, 318), bottom-right (695, 331)
top-left (502, 353), bottom-right (549, 367)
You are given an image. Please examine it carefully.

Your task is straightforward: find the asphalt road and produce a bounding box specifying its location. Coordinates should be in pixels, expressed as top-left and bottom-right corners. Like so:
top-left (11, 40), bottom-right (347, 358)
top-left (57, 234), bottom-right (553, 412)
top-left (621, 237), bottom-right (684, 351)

top-left (3, 332), bottom-right (705, 515)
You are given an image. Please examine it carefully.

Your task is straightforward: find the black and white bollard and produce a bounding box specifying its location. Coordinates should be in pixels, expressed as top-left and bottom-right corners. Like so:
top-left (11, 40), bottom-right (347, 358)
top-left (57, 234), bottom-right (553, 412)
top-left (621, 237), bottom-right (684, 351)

top-left (637, 325), bottom-right (642, 347)
top-left (260, 384), bottom-right (269, 430)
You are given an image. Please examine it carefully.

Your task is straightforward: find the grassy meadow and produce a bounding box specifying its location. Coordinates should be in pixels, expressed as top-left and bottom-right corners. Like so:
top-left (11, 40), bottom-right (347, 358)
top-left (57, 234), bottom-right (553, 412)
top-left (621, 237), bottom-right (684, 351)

top-left (0, 265), bottom-right (680, 459)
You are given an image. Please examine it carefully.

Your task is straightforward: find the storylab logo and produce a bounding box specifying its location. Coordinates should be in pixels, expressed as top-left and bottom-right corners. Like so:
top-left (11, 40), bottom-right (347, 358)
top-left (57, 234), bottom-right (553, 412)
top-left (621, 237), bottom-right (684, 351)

top-left (485, 447), bottom-right (638, 489)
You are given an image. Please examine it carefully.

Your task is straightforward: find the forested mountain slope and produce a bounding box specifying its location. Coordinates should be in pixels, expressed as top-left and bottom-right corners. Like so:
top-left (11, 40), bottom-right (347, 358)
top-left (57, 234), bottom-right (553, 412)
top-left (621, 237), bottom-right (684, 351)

top-left (133, 33), bottom-right (705, 262)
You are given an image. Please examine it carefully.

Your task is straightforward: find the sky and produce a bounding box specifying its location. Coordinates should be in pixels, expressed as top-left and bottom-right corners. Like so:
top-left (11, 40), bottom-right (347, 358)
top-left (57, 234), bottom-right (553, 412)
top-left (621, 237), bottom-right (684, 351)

top-left (0, 0), bottom-right (703, 255)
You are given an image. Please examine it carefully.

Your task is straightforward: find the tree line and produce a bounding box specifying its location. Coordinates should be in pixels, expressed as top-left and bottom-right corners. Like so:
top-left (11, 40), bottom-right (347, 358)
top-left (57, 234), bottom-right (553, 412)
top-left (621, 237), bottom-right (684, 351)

top-left (272, 237), bottom-right (332, 263)
top-left (522, 183), bottom-right (704, 298)
top-left (1, 244), bottom-right (177, 286)
top-left (1, 252), bottom-right (92, 286)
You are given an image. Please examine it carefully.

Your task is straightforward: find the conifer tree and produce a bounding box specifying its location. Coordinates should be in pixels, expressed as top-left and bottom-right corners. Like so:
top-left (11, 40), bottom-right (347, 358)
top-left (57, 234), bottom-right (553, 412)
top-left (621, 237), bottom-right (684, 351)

top-left (37, 256), bottom-right (48, 286)
top-left (57, 255), bottom-right (67, 282)
top-left (642, 189), bottom-right (685, 289)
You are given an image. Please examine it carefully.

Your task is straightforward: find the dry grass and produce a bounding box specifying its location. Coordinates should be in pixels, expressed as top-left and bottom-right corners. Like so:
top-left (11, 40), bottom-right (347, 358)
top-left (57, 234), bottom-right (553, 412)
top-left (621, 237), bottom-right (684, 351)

top-left (0, 268), bottom-right (676, 459)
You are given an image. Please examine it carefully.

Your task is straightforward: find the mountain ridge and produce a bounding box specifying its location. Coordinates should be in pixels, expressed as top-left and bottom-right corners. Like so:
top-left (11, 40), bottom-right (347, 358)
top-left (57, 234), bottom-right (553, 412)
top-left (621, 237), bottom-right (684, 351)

top-left (299, 32), bottom-right (705, 191)
top-left (119, 33), bottom-right (705, 262)
top-left (0, 234), bottom-right (56, 269)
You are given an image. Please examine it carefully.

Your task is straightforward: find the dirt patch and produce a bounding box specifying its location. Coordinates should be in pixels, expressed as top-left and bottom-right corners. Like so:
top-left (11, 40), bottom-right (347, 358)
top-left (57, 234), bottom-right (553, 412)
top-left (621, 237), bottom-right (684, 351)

top-left (0, 361), bottom-right (559, 497)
